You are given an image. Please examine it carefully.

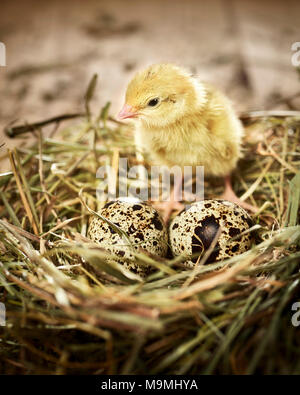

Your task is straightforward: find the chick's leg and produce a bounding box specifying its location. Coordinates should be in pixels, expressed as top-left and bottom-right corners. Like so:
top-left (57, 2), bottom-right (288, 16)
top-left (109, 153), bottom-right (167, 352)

top-left (221, 175), bottom-right (258, 213)
top-left (154, 175), bottom-right (185, 223)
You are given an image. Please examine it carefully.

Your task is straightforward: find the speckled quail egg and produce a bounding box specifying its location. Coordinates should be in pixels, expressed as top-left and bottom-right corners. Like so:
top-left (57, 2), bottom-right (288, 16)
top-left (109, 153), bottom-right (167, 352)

top-left (169, 199), bottom-right (254, 267)
top-left (87, 198), bottom-right (168, 277)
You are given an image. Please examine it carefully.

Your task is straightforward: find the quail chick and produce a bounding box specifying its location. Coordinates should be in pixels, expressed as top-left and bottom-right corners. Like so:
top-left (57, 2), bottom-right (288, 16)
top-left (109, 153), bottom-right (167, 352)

top-left (118, 63), bottom-right (257, 220)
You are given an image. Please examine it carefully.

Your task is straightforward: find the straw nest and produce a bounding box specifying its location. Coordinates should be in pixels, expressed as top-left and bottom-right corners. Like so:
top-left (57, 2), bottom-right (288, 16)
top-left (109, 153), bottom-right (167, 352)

top-left (0, 77), bottom-right (300, 374)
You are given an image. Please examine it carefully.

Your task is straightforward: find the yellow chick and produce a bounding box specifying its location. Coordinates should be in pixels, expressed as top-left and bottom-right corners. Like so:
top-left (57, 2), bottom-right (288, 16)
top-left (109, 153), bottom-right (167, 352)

top-left (118, 63), bottom-right (256, 219)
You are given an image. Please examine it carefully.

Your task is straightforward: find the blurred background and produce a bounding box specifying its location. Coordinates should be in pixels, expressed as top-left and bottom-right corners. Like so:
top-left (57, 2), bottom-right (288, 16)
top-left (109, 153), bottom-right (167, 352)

top-left (0, 0), bottom-right (300, 170)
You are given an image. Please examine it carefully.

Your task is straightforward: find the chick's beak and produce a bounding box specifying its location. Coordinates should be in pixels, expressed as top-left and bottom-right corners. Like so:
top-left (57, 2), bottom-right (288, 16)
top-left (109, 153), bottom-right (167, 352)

top-left (117, 104), bottom-right (138, 120)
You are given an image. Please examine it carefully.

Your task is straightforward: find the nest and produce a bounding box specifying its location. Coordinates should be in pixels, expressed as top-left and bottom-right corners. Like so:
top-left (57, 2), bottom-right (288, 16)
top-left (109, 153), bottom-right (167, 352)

top-left (0, 78), bottom-right (300, 374)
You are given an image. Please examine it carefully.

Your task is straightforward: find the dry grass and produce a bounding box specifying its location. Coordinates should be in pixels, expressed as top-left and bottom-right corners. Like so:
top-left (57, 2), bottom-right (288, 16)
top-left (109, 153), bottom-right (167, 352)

top-left (0, 79), bottom-right (300, 374)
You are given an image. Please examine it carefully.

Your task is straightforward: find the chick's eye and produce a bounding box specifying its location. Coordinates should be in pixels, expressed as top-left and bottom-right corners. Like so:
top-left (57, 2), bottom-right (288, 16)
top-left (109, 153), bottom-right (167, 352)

top-left (147, 98), bottom-right (159, 107)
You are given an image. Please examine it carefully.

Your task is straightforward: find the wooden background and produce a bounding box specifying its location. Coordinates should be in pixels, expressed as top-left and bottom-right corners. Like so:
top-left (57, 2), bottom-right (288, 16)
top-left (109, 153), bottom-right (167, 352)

top-left (0, 0), bottom-right (299, 170)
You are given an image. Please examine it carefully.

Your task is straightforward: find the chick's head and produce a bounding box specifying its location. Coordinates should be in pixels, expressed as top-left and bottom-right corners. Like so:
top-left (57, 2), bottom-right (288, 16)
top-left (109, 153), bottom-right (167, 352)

top-left (118, 64), bottom-right (206, 128)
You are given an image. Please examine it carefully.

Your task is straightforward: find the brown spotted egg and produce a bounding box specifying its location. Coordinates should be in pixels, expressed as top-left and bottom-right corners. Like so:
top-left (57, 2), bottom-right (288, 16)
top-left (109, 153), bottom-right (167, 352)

top-left (87, 198), bottom-right (168, 277)
top-left (169, 199), bottom-right (253, 267)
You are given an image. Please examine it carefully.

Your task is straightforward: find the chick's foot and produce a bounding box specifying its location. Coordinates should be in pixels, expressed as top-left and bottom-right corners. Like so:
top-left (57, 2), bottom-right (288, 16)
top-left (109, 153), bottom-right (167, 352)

top-left (220, 176), bottom-right (258, 213)
top-left (153, 200), bottom-right (185, 223)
